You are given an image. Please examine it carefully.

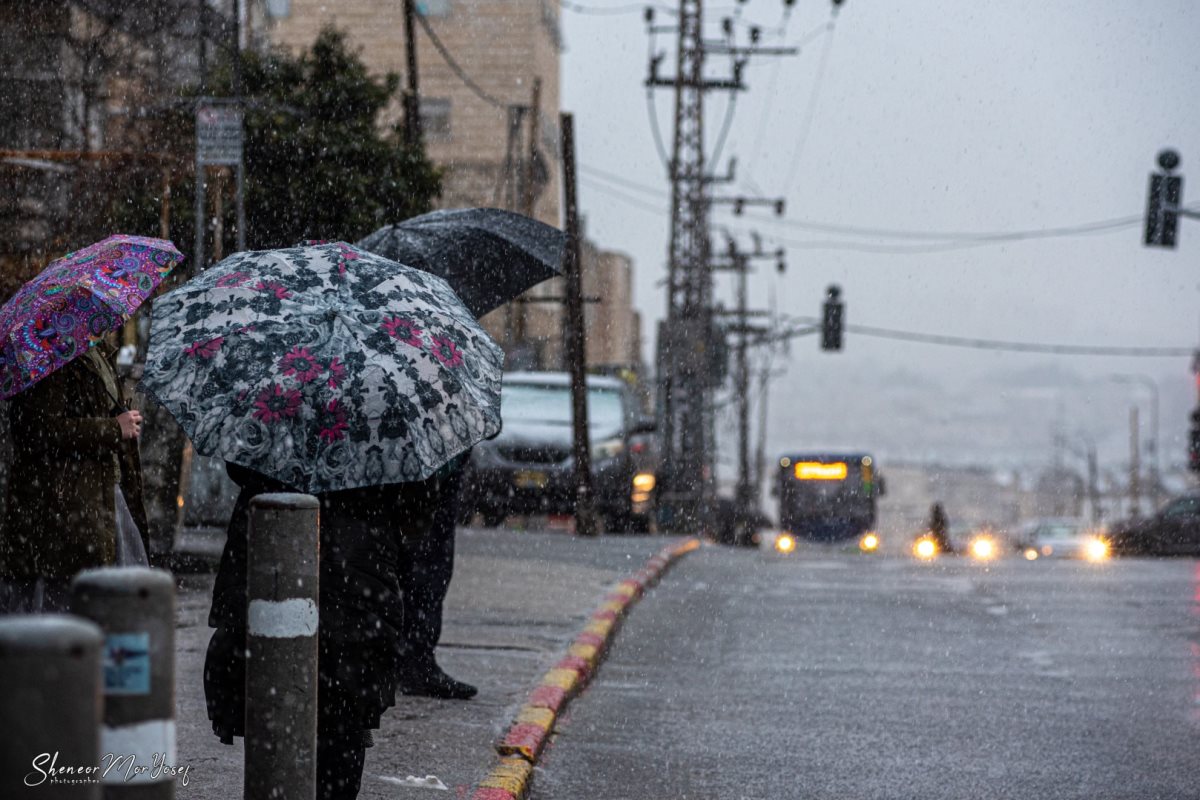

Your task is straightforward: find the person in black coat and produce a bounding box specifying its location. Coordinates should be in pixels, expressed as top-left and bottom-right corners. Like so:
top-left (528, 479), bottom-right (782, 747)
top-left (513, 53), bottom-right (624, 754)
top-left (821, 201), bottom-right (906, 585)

top-left (204, 463), bottom-right (443, 800)
top-left (394, 454), bottom-right (477, 699)
top-left (928, 502), bottom-right (954, 555)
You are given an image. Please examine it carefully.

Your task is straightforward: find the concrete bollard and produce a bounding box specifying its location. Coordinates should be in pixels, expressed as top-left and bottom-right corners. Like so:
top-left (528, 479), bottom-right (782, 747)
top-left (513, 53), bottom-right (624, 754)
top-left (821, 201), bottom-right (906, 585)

top-left (71, 567), bottom-right (179, 798)
top-left (245, 492), bottom-right (320, 800)
top-left (0, 614), bottom-right (104, 799)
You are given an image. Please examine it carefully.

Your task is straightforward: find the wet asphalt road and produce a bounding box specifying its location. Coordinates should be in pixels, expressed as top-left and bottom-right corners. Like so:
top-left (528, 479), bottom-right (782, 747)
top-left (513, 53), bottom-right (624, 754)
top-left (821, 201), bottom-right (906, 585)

top-left (533, 544), bottom-right (1200, 800)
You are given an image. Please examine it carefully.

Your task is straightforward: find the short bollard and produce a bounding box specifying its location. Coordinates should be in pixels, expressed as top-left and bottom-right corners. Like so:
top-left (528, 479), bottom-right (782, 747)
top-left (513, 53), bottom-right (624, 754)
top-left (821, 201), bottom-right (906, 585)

top-left (71, 567), bottom-right (178, 798)
top-left (245, 492), bottom-right (320, 800)
top-left (0, 615), bottom-right (104, 799)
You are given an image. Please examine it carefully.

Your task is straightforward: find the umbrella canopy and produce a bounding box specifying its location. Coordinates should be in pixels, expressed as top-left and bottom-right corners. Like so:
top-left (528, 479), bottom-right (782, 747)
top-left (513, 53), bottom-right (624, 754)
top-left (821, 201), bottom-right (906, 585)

top-left (355, 207), bottom-right (565, 317)
top-left (0, 235), bottom-right (183, 399)
top-left (140, 241), bottom-right (504, 493)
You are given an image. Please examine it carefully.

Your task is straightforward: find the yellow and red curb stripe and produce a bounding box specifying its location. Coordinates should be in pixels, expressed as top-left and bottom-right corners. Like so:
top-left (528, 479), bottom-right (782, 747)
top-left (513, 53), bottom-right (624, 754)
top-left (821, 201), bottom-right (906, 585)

top-left (469, 536), bottom-right (701, 800)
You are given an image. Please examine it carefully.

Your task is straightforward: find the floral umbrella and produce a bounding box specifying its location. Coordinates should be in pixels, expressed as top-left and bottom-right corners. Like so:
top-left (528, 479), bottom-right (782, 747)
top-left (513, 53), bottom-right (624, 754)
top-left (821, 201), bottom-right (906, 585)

top-left (140, 241), bottom-right (504, 493)
top-left (0, 235), bottom-right (183, 399)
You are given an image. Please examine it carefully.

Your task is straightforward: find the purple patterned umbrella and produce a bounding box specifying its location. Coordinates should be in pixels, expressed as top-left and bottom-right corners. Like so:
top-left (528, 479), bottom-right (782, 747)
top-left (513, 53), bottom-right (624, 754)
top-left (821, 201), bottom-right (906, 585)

top-left (0, 235), bottom-right (183, 399)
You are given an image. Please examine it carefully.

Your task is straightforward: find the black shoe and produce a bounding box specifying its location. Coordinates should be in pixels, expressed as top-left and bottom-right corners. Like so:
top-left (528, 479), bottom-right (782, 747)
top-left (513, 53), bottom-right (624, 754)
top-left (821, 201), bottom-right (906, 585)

top-left (398, 664), bottom-right (478, 700)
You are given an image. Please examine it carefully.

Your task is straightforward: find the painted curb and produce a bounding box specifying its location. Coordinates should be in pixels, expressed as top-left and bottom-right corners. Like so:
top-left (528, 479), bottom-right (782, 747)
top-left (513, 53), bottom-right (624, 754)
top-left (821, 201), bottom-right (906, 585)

top-left (469, 536), bottom-right (701, 800)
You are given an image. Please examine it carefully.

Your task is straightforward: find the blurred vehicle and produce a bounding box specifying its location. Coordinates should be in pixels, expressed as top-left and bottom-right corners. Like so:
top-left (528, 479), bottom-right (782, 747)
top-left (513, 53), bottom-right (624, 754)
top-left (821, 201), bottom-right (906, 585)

top-left (462, 372), bottom-right (657, 531)
top-left (775, 452), bottom-right (884, 542)
top-left (1106, 493), bottom-right (1200, 556)
top-left (965, 531), bottom-right (1001, 561)
top-left (912, 533), bottom-right (940, 560)
top-left (760, 530), bottom-right (798, 558)
top-left (1014, 517), bottom-right (1110, 561)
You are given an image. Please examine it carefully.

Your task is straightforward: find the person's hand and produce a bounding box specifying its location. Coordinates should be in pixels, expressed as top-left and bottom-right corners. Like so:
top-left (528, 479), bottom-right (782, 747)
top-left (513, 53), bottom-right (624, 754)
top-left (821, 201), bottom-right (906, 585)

top-left (117, 410), bottom-right (143, 440)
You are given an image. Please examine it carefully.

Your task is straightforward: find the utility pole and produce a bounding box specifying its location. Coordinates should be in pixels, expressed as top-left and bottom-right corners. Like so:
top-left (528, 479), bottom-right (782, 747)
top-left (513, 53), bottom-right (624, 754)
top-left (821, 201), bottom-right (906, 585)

top-left (645, 1), bottom-right (797, 534)
top-left (714, 235), bottom-right (783, 542)
top-left (511, 77), bottom-right (541, 353)
top-left (561, 112), bottom-right (598, 537)
top-left (1086, 443), bottom-right (1101, 524)
top-left (403, 0), bottom-right (422, 147)
top-left (1129, 405), bottom-right (1141, 518)
top-left (523, 78), bottom-right (542, 218)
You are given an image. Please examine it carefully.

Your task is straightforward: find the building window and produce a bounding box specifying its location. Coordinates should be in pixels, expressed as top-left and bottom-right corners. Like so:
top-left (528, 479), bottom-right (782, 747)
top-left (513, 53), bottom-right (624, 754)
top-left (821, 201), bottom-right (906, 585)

top-left (421, 98), bottom-right (451, 140)
top-left (417, 0), bottom-right (451, 18)
top-left (265, 0), bottom-right (292, 19)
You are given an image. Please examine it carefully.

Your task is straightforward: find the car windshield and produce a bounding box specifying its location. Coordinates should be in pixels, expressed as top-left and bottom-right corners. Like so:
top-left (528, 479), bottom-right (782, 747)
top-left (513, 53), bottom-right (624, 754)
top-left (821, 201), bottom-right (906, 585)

top-left (501, 383), bottom-right (625, 438)
top-left (1162, 498), bottom-right (1200, 518)
top-left (1039, 523), bottom-right (1083, 538)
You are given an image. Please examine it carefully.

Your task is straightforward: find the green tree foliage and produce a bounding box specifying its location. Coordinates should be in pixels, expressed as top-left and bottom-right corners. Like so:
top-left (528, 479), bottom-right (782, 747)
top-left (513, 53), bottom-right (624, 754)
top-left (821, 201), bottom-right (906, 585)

top-left (118, 26), bottom-right (441, 260)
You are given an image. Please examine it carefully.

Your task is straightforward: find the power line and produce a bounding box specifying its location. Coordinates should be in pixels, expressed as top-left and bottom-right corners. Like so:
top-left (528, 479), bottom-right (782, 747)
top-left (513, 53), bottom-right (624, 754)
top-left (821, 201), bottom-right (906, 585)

top-left (746, 20), bottom-right (831, 190)
top-left (780, 16), bottom-right (837, 195)
top-left (740, 210), bottom-right (1159, 243)
top-left (579, 174), bottom-right (669, 216)
top-left (709, 94), bottom-right (737, 168)
top-left (579, 163), bottom-right (664, 197)
top-left (579, 166), bottom-right (1166, 251)
top-left (783, 317), bottom-right (1194, 357)
top-left (415, 14), bottom-right (509, 110)
top-left (557, 0), bottom-right (673, 15)
top-left (742, 218), bottom-right (1143, 254)
top-left (645, 90), bottom-right (671, 170)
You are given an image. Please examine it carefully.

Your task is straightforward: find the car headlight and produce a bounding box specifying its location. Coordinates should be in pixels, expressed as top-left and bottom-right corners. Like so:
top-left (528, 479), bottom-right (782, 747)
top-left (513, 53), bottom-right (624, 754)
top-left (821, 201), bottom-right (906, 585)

top-left (1083, 536), bottom-right (1110, 562)
top-left (774, 532), bottom-right (797, 554)
top-left (632, 472), bottom-right (656, 493)
top-left (913, 535), bottom-right (938, 560)
top-left (591, 437), bottom-right (625, 461)
top-left (859, 532), bottom-right (880, 552)
top-left (969, 536), bottom-right (997, 561)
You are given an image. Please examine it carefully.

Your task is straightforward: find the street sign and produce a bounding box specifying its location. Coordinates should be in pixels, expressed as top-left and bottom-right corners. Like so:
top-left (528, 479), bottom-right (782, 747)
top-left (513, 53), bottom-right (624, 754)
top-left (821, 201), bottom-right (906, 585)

top-left (196, 103), bottom-right (244, 166)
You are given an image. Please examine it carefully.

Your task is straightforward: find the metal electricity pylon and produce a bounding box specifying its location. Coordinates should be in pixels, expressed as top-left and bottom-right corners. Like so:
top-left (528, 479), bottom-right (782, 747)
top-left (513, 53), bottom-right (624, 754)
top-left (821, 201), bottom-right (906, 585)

top-left (713, 234), bottom-right (785, 543)
top-left (645, 1), bottom-right (796, 534)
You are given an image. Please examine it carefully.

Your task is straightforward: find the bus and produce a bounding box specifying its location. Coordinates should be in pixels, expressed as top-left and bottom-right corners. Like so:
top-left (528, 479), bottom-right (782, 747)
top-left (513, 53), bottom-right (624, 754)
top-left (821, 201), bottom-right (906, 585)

top-left (776, 453), bottom-right (883, 541)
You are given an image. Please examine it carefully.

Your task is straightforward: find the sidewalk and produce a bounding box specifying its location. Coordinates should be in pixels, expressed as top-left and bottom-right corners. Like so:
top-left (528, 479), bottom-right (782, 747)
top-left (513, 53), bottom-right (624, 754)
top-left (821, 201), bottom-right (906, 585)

top-left (173, 527), bottom-right (675, 798)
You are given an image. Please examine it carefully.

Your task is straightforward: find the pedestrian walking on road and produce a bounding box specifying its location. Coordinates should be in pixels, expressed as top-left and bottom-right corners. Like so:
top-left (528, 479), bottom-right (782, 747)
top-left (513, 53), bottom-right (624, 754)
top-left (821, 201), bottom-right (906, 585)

top-left (205, 464), bottom-right (447, 800)
top-left (928, 502), bottom-right (954, 555)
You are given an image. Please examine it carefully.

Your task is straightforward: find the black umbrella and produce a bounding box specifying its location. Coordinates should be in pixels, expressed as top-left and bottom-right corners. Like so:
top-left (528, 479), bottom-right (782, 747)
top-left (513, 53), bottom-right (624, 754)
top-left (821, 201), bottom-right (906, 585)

top-left (356, 208), bottom-right (565, 318)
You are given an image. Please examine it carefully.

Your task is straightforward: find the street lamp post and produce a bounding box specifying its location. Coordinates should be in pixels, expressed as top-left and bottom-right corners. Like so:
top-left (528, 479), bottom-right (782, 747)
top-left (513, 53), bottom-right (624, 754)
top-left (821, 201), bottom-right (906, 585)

top-left (1111, 374), bottom-right (1160, 512)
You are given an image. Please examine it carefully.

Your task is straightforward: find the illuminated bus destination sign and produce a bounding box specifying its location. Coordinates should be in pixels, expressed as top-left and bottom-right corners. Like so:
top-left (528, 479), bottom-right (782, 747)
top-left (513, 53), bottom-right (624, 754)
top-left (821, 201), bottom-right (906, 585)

top-left (793, 461), bottom-right (848, 481)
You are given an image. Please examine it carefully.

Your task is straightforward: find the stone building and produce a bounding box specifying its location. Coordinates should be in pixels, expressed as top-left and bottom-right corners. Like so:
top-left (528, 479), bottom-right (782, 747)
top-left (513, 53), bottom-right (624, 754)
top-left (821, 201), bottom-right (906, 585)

top-left (258, 0), bottom-right (573, 365)
top-left (257, 0), bottom-right (643, 374)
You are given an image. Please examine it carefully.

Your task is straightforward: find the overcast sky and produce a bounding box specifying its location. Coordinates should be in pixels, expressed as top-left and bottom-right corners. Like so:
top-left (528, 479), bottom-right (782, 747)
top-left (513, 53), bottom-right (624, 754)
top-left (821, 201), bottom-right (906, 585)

top-left (561, 0), bottom-right (1200, 476)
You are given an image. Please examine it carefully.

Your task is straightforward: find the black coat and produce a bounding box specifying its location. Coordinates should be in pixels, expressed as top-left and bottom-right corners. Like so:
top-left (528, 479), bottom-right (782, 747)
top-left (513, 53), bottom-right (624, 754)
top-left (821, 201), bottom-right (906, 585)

top-left (204, 464), bottom-right (445, 741)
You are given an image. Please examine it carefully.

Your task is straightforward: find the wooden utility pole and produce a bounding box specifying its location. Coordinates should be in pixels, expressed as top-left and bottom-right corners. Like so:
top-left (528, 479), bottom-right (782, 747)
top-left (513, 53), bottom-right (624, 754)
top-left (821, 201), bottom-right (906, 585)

top-left (403, 0), bottom-right (422, 146)
top-left (511, 77), bottom-right (541, 350)
top-left (560, 112), bottom-right (597, 537)
top-left (1129, 406), bottom-right (1141, 518)
top-left (522, 78), bottom-right (541, 217)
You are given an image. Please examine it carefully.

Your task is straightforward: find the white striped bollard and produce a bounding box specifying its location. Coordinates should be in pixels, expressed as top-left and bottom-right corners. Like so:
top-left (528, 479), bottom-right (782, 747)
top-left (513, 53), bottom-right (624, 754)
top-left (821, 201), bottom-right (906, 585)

top-left (0, 614), bottom-right (104, 799)
top-left (71, 567), bottom-right (178, 798)
top-left (244, 493), bottom-right (320, 800)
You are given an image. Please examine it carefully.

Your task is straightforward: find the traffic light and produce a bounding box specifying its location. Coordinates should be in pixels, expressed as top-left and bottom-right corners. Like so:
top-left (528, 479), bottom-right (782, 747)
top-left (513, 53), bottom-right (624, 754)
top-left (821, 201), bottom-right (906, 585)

top-left (1145, 150), bottom-right (1183, 248)
top-left (1190, 408), bottom-right (1200, 473)
top-left (821, 285), bottom-right (843, 351)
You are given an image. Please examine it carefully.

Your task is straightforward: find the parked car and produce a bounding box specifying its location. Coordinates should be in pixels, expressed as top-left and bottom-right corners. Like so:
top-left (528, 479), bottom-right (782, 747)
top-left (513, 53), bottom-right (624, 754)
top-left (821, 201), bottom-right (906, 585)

top-left (461, 372), bottom-right (658, 531)
top-left (1107, 493), bottom-right (1200, 556)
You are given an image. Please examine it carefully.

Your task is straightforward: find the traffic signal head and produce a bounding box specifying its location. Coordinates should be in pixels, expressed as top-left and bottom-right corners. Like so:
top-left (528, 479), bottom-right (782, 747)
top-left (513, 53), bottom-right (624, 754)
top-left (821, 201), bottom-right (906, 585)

top-left (1145, 150), bottom-right (1182, 249)
top-left (821, 284), bottom-right (843, 351)
top-left (1190, 408), bottom-right (1200, 473)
